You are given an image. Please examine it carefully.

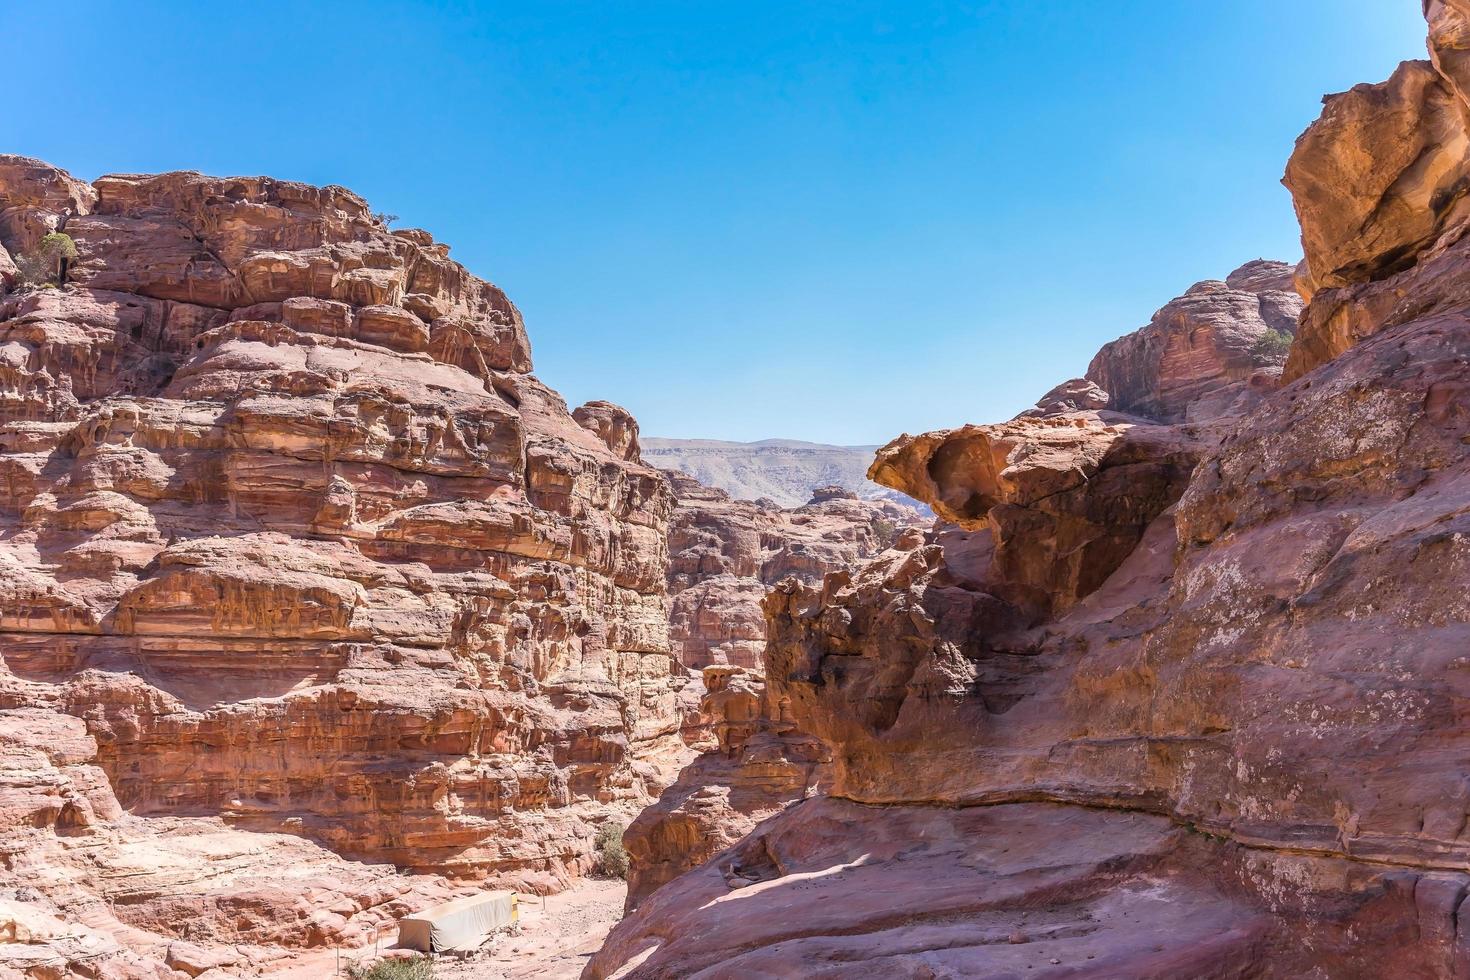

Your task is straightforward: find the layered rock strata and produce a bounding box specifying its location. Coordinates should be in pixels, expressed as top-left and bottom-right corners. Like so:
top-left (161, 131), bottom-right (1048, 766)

top-left (664, 474), bottom-right (923, 671)
top-left (613, 478), bottom-right (923, 907)
top-left (589, 8), bottom-right (1470, 975)
top-left (1082, 259), bottom-right (1302, 424)
top-left (0, 158), bottom-right (692, 976)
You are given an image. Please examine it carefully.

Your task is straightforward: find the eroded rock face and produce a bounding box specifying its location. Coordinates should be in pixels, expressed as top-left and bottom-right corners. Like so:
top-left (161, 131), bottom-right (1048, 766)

top-left (617, 476), bottom-right (925, 909)
top-left (870, 414), bottom-right (1202, 617)
top-left (1283, 33), bottom-right (1470, 382)
top-left (620, 664), bottom-right (827, 910)
top-left (593, 9), bottom-right (1470, 974)
top-left (664, 471), bottom-right (924, 671)
top-left (0, 159), bottom-right (692, 975)
top-left (594, 796), bottom-right (1470, 980)
top-left (573, 399), bottom-right (642, 462)
top-left (1084, 260), bottom-right (1302, 423)
top-left (601, 316), bottom-right (1470, 979)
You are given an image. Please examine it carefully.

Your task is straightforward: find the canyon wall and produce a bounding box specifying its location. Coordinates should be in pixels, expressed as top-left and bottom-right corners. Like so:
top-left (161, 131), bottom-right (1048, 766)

top-left (664, 473), bottom-right (924, 672)
top-left (589, 9), bottom-right (1470, 976)
top-left (614, 477), bottom-right (925, 906)
top-left (0, 159), bottom-right (697, 976)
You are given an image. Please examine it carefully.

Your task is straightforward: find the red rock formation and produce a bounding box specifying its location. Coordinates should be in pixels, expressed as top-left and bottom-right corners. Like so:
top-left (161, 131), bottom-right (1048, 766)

top-left (589, 9), bottom-right (1470, 975)
top-left (1283, 19), bottom-right (1470, 383)
top-left (1083, 259), bottom-right (1301, 423)
top-left (664, 472), bottom-right (923, 671)
top-left (615, 478), bottom-right (923, 908)
top-left (0, 158), bottom-right (694, 975)
top-left (870, 414), bottom-right (1202, 617)
top-left (573, 400), bottom-right (642, 462)
top-left (619, 664), bottom-right (827, 909)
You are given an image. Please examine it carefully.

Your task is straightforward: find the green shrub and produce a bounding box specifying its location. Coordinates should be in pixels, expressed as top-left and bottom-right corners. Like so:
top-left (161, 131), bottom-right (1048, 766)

top-left (16, 232), bottom-right (78, 287)
top-left (347, 955), bottom-right (436, 980)
top-left (1251, 327), bottom-right (1293, 364)
top-left (596, 819), bottom-right (629, 879)
top-left (871, 517), bottom-right (899, 549)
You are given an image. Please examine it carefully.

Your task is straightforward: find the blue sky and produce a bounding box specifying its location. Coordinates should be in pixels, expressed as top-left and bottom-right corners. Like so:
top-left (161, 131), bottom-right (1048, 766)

top-left (4, 2), bottom-right (1426, 443)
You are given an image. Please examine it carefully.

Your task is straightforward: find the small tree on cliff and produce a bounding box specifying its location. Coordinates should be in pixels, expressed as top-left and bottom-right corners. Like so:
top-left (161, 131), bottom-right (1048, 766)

top-left (871, 517), bottom-right (899, 550)
top-left (1251, 327), bottom-right (1293, 365)
top-left (16, 232), bottom-right (78, 287)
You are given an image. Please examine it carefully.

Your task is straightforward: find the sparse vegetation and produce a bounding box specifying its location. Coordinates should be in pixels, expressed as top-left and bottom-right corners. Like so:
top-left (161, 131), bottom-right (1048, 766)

top-left (1251, 327), bottom-right (1293, 364)
top-left (347, 955), bottom-right (436, 980)
top-left (596, 819), bottom-right (629, 879)
top-left (373, 211), bottom-right (400, 227)
top-left (15, 232), bottom-right (78, 287)
top-left (871, 517), bottom-right (899, 550)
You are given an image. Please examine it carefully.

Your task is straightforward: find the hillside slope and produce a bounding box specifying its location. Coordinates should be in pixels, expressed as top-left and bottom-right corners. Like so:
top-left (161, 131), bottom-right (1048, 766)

top-left (641, 437), bottom-right (904, 508)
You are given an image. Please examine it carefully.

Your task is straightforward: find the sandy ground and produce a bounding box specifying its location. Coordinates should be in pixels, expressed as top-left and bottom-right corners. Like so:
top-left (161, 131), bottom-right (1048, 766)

top-left (269, 878), bottom-right (627, 979)
top-left (437, 878), bottom-right (627, 979)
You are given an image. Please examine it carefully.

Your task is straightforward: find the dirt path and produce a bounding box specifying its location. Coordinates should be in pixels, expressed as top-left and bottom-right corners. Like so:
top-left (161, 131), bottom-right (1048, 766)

top-left (436, 878), bottom-right (627, 980)
top-left (270, 879), bottom-right (626, 979)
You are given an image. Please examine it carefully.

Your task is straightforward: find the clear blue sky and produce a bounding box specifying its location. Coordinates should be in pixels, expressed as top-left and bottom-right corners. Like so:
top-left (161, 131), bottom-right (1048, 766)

top-left (4, 1), bottom-right (1425, 444)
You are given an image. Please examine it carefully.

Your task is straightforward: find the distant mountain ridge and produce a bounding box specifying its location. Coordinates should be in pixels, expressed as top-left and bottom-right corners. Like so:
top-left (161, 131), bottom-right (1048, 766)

top-left (642, 437), bottom-right (917, 509)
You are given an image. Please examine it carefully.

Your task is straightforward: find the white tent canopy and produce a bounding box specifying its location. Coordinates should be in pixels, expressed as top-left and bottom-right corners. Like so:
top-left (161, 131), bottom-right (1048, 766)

top-left (398, 891), bottom-right (518, 953)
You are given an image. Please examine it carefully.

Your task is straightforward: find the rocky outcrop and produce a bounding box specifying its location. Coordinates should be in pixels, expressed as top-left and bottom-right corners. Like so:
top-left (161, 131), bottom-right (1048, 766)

top-left (573, 399), bottom-right (642, 462)
top-left (0, 707), bottom-right (463, 977)
top-left (664, 472), bottom-right (923, 671)
top-left (620, 665), bottom-right (827, 910)
top-left (870, 415), bottom-right (1202, 617)
top-left (1283, 20), bottom-right (1470, 384)
top-left (0, 159), bottom-right (694, 975)
top-left (1082, 259), bottom-right (1302, 424)
top-left (590, 8), bottom-right (1470, 975)
top-left (617, 476), bottom-right (924, 908)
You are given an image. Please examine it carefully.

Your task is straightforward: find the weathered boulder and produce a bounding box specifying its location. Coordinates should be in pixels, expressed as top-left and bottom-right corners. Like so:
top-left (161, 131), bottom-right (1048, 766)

top-left (1020, 377), bottom-right (1111, 417)
top-left (1283, 49), bottom-right (1470, 380)
top-left (870, 414), bottom-right (1202, 616)
top-left (573, 399), bottom-right (643, 461)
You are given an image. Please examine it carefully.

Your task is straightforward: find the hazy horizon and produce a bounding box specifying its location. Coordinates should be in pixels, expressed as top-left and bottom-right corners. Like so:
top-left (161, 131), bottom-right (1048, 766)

top-left (4, 1), bottom-right (1425, 443)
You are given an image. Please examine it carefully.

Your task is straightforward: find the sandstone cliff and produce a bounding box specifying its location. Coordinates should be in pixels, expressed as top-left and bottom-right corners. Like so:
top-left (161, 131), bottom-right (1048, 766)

top-left (664, 473), bottom-right (924, 671)
top-left (0, 159), bottom-right (695, 976)
top-left (1082, 259), bottom-right (1301, 424)
top-left (589, 7), bottom-right (1470, 976)
top-left (620, 478), bottom-right (924, 909)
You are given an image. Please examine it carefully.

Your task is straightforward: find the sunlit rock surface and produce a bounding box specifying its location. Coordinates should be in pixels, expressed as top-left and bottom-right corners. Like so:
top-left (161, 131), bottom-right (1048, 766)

top-left (0, 158), bottom-right (695, 976)
top-left (590, 8), bottom-right (1470, 974)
